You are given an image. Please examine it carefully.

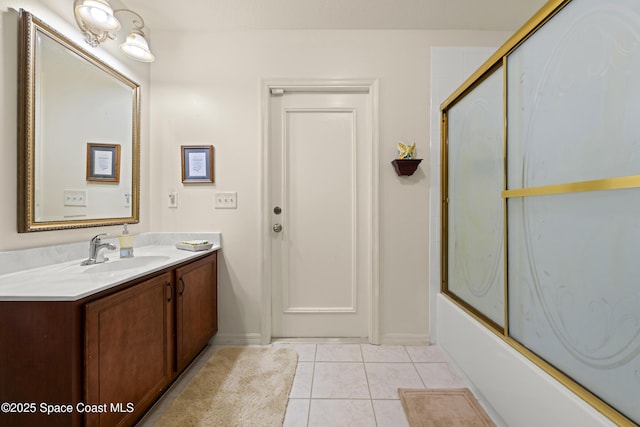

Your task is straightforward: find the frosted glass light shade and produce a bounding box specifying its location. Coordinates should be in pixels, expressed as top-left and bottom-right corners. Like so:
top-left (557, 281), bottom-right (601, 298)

top-left (75, 0), bottom-right (120, 31)
top-left (120, 32), bottom-right (155, 62)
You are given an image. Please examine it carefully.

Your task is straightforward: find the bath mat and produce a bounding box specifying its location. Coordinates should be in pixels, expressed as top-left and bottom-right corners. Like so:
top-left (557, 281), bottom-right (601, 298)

top-left (154, 346), bottom-right (298, 426)
top-left (399, 388), bottom-right (496, 427)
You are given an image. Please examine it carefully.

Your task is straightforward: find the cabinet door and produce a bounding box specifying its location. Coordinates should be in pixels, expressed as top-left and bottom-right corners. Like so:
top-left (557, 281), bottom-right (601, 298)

top-left (85, 272), bottom-right (174, 427)
top-left (176, 253), bottom-right (218, 372)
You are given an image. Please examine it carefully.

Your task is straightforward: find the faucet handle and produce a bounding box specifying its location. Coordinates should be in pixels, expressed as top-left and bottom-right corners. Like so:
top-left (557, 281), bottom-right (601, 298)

top-left (90, 233), bottom-right (108, 243)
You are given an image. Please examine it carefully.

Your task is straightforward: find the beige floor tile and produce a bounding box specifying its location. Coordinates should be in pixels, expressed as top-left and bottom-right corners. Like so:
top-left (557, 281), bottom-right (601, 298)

top-left (405, 345), bottom-right (448, 363)
top-left (316, 343), bottom-right (363, 362)
top-left (284, 399), bottom-right (310, 427)
top-left (415, 362), bottom-right (467, 388)
top-left (312, 362), bottom-right (370, 399)
top-left (372, 399), bottom-right (410, 427)
top-left (290, 361), bottom-right (314, 398)
top-left (365, 363), bottom-right (425, 399)
top-left (308, 399), bottom-right (376, 427)
top-left (361, 344), bottom-right (411, 362)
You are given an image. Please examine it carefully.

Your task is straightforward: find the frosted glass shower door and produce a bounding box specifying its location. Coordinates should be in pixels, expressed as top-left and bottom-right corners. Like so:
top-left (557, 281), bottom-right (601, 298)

top-left (506, 0), bottom-right (640, 422)
top-left (446, 66), bottom-right (505, 327)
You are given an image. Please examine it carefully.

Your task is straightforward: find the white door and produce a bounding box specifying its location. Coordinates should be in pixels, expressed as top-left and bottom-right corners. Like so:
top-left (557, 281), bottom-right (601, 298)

top-left (270, 88), bottom-right (372, 338)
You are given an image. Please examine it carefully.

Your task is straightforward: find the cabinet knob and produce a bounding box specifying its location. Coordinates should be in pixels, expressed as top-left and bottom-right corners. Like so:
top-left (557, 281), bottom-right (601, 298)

top-left (273, 224), bottom-right (283, 233)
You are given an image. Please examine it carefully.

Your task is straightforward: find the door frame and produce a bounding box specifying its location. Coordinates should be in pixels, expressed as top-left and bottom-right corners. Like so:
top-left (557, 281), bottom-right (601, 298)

top-left (260, 78), bottom-right (380, 345)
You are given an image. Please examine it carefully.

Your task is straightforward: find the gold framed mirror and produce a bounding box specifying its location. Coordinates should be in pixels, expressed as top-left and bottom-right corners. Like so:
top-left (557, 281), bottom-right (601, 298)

top-left (18, 10), bottom-right (140, 232)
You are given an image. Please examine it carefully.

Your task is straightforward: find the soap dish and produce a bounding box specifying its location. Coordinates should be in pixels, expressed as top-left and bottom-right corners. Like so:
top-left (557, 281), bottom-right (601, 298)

top-left (175, 240), bottom-right (213, 251)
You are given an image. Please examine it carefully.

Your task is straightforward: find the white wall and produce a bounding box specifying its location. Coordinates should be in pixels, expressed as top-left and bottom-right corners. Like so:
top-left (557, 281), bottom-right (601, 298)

top-left (0, 0), bottom-right (151, 250)
top-left (148, 29), bottom-right (510, 343)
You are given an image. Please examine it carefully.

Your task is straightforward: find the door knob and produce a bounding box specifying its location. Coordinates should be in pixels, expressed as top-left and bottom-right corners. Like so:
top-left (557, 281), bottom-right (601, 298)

top-left (273, 224), bottom-right (283, 233)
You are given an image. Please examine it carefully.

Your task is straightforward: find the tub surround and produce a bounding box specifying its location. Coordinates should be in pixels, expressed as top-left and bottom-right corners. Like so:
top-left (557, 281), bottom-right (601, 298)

top-left (0, 232), bottom-right (221, 301)
top-left (437, 295), bottom-right (615, 426)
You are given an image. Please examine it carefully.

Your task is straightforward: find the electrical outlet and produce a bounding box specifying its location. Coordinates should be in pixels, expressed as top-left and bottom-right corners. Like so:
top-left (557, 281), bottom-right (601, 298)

top-left (64, 190), bottom-right (87, 207)
top-left (168, 191), bottom-right (178, 208)
top-left (215, 192), bottom-right (237, 209)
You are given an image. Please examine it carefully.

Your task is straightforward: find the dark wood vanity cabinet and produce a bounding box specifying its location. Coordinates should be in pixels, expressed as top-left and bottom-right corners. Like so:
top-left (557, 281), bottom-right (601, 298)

top-left (175, 255), bottom-right (218, 372)
top-left (84, 272), bottom-right (174, 427)
top-left (0, 251), bottom-right (217, 427)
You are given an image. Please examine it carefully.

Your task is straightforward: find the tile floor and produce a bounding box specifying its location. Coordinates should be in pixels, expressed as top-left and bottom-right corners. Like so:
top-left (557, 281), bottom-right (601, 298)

top-left (139, 342), bottom-right (472, 427)
top-left (275, 342), bottom-right (468, 427)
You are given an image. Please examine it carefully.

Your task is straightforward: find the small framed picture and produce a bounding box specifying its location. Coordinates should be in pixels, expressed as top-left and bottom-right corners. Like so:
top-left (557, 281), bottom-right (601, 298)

top-left (181, 145), bottom-right (214, 183)
top-left (86, 143), bottom-right (120, 182)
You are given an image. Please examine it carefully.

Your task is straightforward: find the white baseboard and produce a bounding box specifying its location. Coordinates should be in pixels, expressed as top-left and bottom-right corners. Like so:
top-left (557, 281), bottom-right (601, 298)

top-left (212, 333), bottom-right (430, 346)
top-left (379, 333), bottom-right (430, 346)
top-left (271, 337), bottom-right (370, 344)
top-left (211, 333), bottom-right (262, 345)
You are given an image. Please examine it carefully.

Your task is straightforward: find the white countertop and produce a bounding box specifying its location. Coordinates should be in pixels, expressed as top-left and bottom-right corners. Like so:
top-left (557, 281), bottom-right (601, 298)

top-left (0, 233), bottom-right (221, 302)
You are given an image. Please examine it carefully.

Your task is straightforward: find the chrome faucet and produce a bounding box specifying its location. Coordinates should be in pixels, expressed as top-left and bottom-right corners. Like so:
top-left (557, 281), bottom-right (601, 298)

top-left (81, 234), bottom-right (117, 266)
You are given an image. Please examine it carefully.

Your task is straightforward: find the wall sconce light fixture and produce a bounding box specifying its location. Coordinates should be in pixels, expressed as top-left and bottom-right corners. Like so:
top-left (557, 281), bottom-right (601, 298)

top-left (74, 0), bottom-right (155, 62)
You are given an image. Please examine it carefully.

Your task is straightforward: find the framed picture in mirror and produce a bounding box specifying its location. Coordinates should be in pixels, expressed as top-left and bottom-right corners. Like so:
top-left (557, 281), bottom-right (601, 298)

top-left (87, 143), bottom-right (120, 182)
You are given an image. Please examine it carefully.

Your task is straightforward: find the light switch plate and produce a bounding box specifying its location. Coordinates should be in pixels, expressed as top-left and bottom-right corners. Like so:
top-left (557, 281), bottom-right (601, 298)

top-left (168, 191), bottom-right (178, 208)
top-left (215, 192), bottom-right (237, 209)
top-left (64, 190), bottom-right (87, 207)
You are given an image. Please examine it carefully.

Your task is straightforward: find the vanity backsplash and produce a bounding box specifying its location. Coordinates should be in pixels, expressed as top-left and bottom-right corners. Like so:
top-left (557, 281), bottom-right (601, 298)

top-left (0, 232), bottom-right (221, 276)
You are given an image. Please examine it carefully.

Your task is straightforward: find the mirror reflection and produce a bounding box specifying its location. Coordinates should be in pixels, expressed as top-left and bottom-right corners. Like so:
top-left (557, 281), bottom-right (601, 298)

top-left (19, 11), bottom-right (140, 232)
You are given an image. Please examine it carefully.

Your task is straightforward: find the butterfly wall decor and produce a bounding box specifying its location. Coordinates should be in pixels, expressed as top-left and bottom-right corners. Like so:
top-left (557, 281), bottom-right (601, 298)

top-left (397, 141), bottom-right (416, 159)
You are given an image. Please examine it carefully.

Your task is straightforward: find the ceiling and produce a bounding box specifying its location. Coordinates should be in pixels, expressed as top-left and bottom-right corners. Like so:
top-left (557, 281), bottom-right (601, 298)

top-left (122, 0), bottom-right (549, 32)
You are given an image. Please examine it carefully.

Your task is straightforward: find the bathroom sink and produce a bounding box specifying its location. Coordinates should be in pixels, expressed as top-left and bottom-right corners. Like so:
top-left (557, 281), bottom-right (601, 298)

top-left (83, 255), bottom-right (171, 274)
